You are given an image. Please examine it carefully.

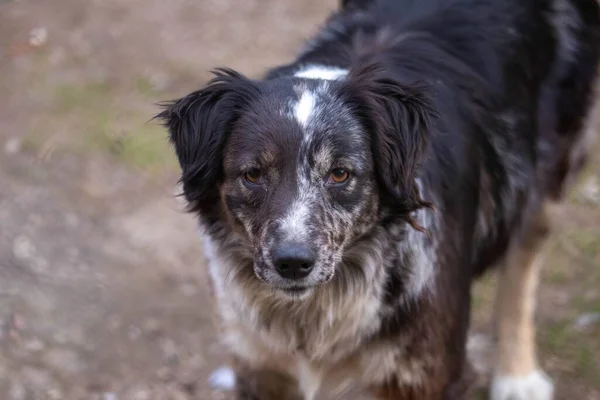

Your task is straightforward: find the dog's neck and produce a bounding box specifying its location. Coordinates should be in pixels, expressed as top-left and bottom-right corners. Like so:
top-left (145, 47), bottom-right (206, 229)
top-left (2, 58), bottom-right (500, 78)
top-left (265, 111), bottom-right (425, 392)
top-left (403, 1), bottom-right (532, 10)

top-left (201, 203), bottom-right (438, 364)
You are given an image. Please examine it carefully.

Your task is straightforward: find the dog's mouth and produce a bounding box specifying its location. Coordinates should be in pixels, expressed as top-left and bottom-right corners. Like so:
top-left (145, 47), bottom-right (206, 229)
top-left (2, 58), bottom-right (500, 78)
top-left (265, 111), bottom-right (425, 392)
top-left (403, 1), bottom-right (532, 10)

top-left (282, 286), bottom-right (309, 294)
top-left (277, 285), bottom-right (315, 299)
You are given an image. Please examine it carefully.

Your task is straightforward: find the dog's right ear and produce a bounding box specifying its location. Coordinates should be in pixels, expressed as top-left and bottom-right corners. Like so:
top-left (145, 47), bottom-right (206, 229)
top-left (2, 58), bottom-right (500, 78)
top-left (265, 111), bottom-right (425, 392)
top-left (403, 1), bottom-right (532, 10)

top-left (156, 68), bottom-right (259, 213)
top-left (342, 60), bottom-right (437, 218)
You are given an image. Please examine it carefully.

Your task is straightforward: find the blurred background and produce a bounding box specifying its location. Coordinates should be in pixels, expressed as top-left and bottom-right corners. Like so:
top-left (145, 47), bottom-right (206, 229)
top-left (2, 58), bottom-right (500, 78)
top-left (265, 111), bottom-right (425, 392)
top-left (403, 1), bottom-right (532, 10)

top-left (0, 0), bottom-right (599, 399)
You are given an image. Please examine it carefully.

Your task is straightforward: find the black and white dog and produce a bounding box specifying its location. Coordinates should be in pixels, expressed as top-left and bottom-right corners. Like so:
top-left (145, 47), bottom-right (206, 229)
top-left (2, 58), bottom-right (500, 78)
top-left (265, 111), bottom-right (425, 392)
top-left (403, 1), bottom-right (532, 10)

top-left (157, 0), bottom-right (600, 398)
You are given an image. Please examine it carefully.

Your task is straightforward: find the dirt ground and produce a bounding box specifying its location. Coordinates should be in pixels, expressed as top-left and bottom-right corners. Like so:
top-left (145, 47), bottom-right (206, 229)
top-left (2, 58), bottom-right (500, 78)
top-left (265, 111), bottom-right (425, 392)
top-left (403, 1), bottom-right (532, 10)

top-left (0, 1), bottom-right (599, 399)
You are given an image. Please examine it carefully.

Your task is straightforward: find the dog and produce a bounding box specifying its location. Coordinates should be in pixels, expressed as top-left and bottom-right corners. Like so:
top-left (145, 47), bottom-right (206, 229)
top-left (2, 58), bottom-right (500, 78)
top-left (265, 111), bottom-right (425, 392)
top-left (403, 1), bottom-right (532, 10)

top-left (156, 0), bottom-right (600, 398)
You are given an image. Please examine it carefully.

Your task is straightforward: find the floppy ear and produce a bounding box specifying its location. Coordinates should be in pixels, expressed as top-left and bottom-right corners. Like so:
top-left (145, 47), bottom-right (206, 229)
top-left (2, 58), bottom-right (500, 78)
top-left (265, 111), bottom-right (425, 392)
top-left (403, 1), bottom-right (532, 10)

top-left (343, 62), bottom-right (437, 217)
top-left (156, 68), bottom-right (259, 214)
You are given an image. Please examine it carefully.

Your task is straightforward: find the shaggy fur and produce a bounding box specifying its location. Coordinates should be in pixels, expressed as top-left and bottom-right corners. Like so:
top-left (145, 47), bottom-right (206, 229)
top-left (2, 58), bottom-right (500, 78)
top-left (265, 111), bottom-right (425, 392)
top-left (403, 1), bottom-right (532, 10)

top-left (157, 0), bottom-right (600, 398)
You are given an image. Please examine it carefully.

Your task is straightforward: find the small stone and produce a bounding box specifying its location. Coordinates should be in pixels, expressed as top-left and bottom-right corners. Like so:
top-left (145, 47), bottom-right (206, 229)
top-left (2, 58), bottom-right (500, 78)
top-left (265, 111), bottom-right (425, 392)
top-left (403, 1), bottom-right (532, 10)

top-left (47, 388), bottom-right (62, 399)
top-left (156, 366), bottom-right (173, 382)
top-left (574, 312), bottom-right (600, 331)
top-left (21, 366), bottom-right (56, 389)
top-left (9, 382), bottom-right (26, 400)
top-left (12, 236), bottom-right (36, 262)
top-left (107, 316), bottom-right (122, 332)
top-left (11, 235), bottom-right (47, 272)
top-left (131, 389), bottom-right (150, 400)
top-left (149, 72), bottom-right (170, 92)
top-left (52, 331), bottom-right (68, 345)
top-left (29, 27), bottom-right (48, 47)
top-left (4, 138), bottom-right (22, 154)
top-left (127, 325), bottom-right (142, 340)
top-left (65, 213), bottom-right (80, 228)
top-left (209, 366), bottom-right (236, 391)
top-left (142, 318), bottom-right (160, 335)
top-left (102, 392), bottom-right (118, 400)
top-left (159, 338), bottom-right (179, 365)
top-left (10, 313), bottom-right (25, 333)
top-left (581, 176), bottom-right (600, 204)
top-left (24, 338), bottom-right (45, 352)
top-left (43, 347), bottom-right (85, 374)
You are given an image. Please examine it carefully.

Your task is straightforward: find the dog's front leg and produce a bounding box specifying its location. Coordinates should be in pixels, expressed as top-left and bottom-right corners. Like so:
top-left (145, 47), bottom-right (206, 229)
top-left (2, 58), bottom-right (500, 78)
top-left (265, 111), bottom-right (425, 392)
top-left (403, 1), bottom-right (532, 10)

top-left (490, 204), bottom-right (555, 400)
top-left (231, 362), bottom-right (303, 400)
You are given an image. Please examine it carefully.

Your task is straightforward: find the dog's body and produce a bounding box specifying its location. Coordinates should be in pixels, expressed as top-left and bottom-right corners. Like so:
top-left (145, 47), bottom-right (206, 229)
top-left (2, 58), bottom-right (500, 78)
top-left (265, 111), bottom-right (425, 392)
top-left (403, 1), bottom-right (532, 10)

top-left (158, 0), bottom-right (600, 398)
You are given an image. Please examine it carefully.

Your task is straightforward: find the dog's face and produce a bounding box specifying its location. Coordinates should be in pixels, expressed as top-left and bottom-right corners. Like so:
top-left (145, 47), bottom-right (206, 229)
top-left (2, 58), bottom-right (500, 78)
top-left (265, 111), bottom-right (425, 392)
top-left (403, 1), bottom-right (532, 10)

top-left (221, 79), bottom-right (381, 297)
top-left (158, 65), bottom-right (435, 299)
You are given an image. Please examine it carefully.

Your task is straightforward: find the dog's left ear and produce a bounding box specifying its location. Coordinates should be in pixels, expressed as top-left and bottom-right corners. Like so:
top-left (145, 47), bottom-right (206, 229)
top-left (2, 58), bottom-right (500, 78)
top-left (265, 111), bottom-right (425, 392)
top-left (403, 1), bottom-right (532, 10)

top-left (155, 68), bottom-right (259, 214)
top-left (342, 61), bottom-right (437, 215)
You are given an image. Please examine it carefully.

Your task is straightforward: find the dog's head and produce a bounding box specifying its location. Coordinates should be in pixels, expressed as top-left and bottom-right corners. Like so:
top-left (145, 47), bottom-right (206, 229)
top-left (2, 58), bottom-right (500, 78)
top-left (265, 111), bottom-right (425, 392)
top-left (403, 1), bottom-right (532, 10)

top-left (157, 63), bottom-right (435, 299)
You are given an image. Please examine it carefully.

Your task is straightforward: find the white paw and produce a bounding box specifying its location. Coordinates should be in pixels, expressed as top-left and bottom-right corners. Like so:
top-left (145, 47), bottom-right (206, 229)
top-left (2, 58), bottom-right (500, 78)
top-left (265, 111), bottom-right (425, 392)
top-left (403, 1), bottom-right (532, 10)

top-left (209, 366), bottom-right (237, 391)
top-left (490, 370), bottom-right (554, 400)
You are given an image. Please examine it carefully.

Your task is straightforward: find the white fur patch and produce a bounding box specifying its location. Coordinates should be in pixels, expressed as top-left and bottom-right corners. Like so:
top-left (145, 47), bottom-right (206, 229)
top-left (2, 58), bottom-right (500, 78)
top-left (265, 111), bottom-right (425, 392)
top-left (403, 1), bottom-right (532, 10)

top-left (295, 90), bottom-right (316, 128)
top-left (209, 366), bottom-right (237, 391)
top-left (296, 358), bottom-right (323, 400)
top-left (203, 235), bottom-right (224, 297)
top-left (279, 198), bottom-right (311, 242)
top-left (398, 178), bottom-right (439, 299)
top-left (490, 370), bottom-right (554, 400)
top-left (294, 65), bottom-right (348, 81)
top-left (205, 227), bottom-right (389, 398)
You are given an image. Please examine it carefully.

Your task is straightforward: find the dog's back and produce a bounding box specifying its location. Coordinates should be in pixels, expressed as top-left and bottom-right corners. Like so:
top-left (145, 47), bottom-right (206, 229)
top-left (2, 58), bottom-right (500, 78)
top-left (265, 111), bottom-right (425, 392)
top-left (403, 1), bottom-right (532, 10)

top-left (268, 2), bottom-right (600, 395)
top-left (263, 0), bottom-right (600, 397)
top-left (302, 0), bottom-right (600, 199)
top-left (541, 0), bottom-right (600, 198)
top-left (288, 0), bottom-right (600, 272)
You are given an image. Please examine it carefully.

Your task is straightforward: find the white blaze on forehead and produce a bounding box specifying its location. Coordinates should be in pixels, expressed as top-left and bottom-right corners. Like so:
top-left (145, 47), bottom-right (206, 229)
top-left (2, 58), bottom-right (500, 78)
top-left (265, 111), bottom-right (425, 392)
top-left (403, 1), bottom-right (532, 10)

top-left (294, 65), bottom-right (348, 81)
top-left (294, 90), bottom-right (316, 128)
top-left (209, 366), bottom-right (237, 391)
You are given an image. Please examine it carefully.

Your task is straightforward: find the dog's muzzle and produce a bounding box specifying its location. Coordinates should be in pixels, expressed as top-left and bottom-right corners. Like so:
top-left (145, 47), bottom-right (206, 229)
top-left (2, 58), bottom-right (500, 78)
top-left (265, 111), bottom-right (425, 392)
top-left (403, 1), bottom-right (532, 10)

top-left (271, 243), bottom-right (316, 280)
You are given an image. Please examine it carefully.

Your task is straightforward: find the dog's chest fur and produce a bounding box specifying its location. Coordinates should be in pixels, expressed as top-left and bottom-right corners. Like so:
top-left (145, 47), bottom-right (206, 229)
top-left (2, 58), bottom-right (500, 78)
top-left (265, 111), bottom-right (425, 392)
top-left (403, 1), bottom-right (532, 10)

top-left (202, 219), bottom-right (437, 398)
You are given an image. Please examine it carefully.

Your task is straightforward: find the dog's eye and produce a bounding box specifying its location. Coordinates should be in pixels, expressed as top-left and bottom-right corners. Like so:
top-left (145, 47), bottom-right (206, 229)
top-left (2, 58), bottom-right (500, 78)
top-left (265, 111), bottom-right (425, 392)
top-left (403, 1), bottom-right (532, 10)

top-left (244, 169), bottom-right (263, 184)
top-left (328, 168), bottom-right (350, 184)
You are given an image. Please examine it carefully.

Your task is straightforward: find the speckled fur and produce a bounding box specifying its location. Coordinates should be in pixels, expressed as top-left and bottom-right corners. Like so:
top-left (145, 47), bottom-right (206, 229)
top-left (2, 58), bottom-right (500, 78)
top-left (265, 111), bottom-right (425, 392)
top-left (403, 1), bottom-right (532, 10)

top-left (157, 0), bottom-right (600, 398)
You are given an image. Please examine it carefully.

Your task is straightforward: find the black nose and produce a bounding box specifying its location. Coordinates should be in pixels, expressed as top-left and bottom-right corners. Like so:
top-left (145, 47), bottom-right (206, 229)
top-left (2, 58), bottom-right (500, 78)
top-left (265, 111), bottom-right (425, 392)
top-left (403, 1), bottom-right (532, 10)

top-left (272, 244), bottom-right (315, 280)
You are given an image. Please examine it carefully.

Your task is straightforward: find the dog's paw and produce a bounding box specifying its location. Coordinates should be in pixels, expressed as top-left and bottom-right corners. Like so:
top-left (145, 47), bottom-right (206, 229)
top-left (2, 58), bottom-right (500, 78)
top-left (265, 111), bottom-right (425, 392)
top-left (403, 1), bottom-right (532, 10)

top-left (490, 370), bottom-right (554, 400)
top-left (209, 366), bottom-right (237, 391)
